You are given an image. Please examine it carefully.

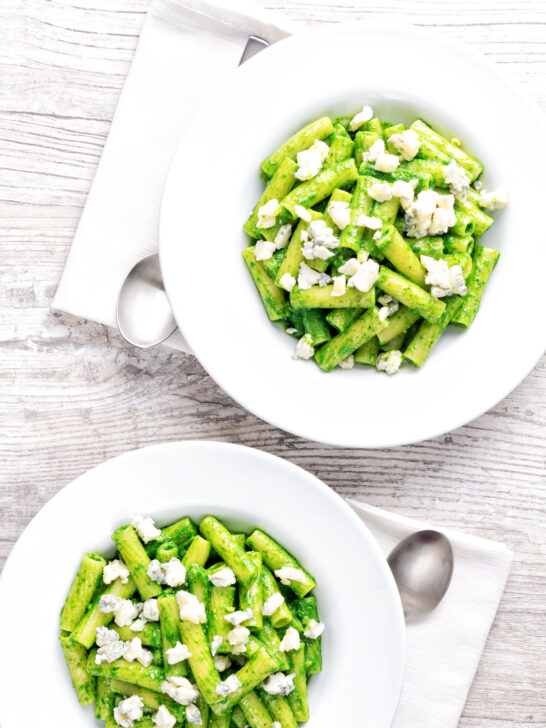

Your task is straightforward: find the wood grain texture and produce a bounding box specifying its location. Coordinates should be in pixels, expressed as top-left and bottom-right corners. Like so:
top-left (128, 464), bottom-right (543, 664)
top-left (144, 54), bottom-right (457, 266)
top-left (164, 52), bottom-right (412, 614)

top-left (0, 1), bottom-right (545, 726)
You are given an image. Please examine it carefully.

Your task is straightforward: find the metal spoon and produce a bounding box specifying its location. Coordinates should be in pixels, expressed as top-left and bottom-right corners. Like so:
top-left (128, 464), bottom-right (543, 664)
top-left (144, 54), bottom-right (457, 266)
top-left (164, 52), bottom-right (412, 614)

top-left (116, 36), bottom-right (270, 348)
top-left (388, 530), bottom-right (454, 622)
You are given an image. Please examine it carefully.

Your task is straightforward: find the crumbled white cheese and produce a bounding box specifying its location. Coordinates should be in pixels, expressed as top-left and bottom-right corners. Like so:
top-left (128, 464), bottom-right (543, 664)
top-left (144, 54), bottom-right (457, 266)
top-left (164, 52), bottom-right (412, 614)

top-left (446, 265), bottom-right (467, 297)
top-left (338, 355), bottom-right (355, 370)
top-left (363, 138), bottom-right (385, 162)
top-left (303, 619), bottom-right (325, 639)
top-left (95, 640), bottom-right (124, 665)
top-left (294, 334), bottom-right (315, 361)
top-left (166, 641), bottom-right (192, 665)
top-left (421, 255), bottom-right (450, 289)
top-left (96, 626), bottom-right (120, 647)
top-left (257, 199), bottom-right (281, 229)
top-left (420, 255), bottom-right (467, 298)
top-left (377, 294), bottom-right (399, 319)
top-left (261, 592), bottom-right (285, 616)
top-left (186, 704), bottom-right (202, 725)
top-left (129, 619), bottom-right (146, 632)
top-left (176, 590), bottom-right (206, 624)
top-left (274, 224), bottom-right (292, 250)
top-left (297, 262), bottom-right (330, 290)
top-left (279, 626), bottom-right (301, 652)
top-left (302, 219), bottom-right (339, 261)
top-left (404, 190), bottom-right (456, 238)
top-left (443, 160), bottom-right (470, 193)
top-left (373, 230), bottom-right (382, 241)
top-left (331, 275), bottom-right (347, 297)
top-left (103, 559), bottom-right (130, 585)
top-left (98, 594), bottom-right (123, 613)
top-left (377, 350), bottom-right (403, 375)
top-left (227, 626), bottom-right (250, 650)
top-left (95, 627), bottom-right (124, 664)
top-left (147, 559), bottom-right (166, 585)
top-left (153, 705), bottom-right (177, 728)
top-left (303, 241), bottom-right (334, 261)
top-left (404, 190), bottom-right (438, 238)
top-left (327, 199), bottom-right (351, 229)
top-left (210, 635), bottom-right (223, 657)
top-left (208, 567), bottom-right (236, 588)
top-left (224, 610), bottom-right (253, 626)
top-left (368, 181), bottom-right (393, 202)
top-left (374, 152), bottom-right (400, 173)
top-left (262, 672), bottom-right (296, 696)
top-left (271, 723), bottom-right (281, 728)
top-left (295, 140), bottom-right (330, 181)
top-left (132, 515), bottom-right (161, 544)
top-left (161, 676), bottom-right (200, 706)
top-left (215, 674), bottom-right (242, 697)
top-left (338, 258), bottom-right (360, 276)
top-left (254, 239), bottom-right (276, 261)
top-left (114, 695), bottom-right (144, 728)
top-left (478, 189), bottom-right (509, 210)
top-left (349, 104), bottom-right (373, 131)
top-left (142, 599), bottom-right (159, 622)
top-left (164, 558), bottom-right (186, 588)
top-left (391, 180), bottom-right (416, 203)
top-left (348, 259), bottom-right (379, 293)
top-left (123, 637), bottom-right (153, 667)
top-left (99, 595), bottom-right (140, 628)
top-left (356, 214), bottom-right (382, 230)
top-left (389, 129), bottom-right (420, 161)
top-left (279, 273), bottom-right (296, 292)
top-left (274, 566), bottom-right (308, 585)
top-left (214, 654), bottom-right (232, 672)
top-left (294, 205), bottom-right (312, 222)
top-left (430, 194), bottom-right (457, 235)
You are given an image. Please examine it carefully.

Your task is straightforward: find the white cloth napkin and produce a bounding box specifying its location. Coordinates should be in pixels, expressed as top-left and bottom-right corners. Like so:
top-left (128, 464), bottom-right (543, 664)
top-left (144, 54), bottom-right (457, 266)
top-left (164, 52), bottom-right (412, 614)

top-left (349, 499), bottom-right (513, 728)
top-left (52, 0), bottom-right (294, 351)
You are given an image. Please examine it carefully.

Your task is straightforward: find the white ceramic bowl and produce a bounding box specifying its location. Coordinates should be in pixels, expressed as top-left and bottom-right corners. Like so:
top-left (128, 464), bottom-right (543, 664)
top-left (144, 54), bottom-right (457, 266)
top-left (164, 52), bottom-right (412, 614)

top-left (161, 22), bottom-right (546, 448)
top-left (0, 441), bottom-right (405, 728)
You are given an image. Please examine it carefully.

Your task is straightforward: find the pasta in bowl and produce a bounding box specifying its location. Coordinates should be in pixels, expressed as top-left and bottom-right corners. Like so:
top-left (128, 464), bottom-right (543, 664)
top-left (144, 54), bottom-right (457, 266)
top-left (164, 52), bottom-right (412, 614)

top-left (243, 108), bottom-right (506, 374)
top-left (160, 22), bottom-right (546, 446)
top-left (60, 513), bottom-right (323, 728)
top-left (0, 441), bottom-right (405, 727)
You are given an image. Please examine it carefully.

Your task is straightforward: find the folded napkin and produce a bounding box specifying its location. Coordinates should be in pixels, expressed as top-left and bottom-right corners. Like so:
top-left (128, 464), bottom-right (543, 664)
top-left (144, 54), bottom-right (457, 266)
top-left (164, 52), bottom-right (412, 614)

top-left (350, 499), bottom-right (513, 728)
top-left (52, 0), bottom-right (294, 351)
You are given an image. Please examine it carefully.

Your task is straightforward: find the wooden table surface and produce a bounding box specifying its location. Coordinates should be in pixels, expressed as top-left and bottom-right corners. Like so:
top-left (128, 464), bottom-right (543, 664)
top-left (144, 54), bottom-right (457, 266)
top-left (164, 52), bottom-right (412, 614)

top-left (1, 0), bottom-right (545, 725)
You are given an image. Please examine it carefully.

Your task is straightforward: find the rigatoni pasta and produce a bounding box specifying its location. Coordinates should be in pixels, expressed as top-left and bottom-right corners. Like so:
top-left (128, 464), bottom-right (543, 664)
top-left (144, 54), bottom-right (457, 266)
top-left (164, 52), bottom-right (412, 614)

top-left (243, 106), bottom-right (507, 374)
top-left (60, 514), bottom-right (323, 728)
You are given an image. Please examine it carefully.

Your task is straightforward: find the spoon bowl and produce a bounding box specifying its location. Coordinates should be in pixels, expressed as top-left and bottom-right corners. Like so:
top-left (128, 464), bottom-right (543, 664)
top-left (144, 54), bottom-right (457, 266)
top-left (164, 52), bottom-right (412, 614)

top-left (388, 529), bottom-right (454, 621)
top-left (116, 254), bottom-right (177, 348)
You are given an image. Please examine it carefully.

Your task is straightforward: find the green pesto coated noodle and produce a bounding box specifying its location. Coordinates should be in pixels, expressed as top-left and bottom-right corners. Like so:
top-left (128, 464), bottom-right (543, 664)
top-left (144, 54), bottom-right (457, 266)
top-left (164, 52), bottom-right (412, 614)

top-left (451, 246), bottom-right (500, 328)
top-left (60, 632), bottom-right (96, 706)
top-left (287, 644), bottom-right (309, 722)
top-left (354, 336), bottom-right (380, 366)
top-left (112, 525), bottom-right (162, 601)
top-left (182, 534), bottom-right (212, 568)
top-left (314, 307), bottom-right (388, 372)
top-left (60, 553), bottom-right (106, 632)
top-left (261, 116), bottom-right (334, 177)
top-left (62, 515), bottom-right (322, 728)
top-left (240, 690), bottom-right (274, 728)
top-left (290, 286), bottom-right (375, 310)
top-left (246, 530), bottom-right (316, 597)
top-left (71, 576), bottom-right (137, 649)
